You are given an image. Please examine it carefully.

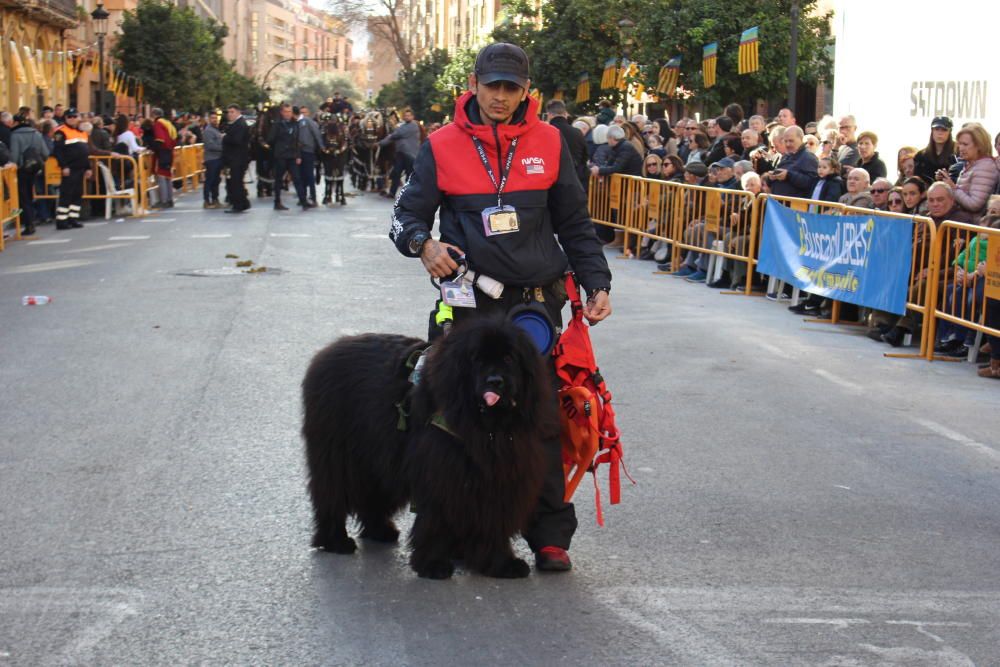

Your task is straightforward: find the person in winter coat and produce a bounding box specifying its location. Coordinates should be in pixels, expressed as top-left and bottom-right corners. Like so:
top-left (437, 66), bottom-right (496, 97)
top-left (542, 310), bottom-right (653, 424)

top-left (546, 99), bottom-right (589, 188)
top-left (857, 131), bottom-right (887, 182)
top-left (266, 103), bottom-right (306, 210)
top-left (913, 116), bottom-right (957, 186)
top-left (151, 108), bottom-right (177, 208)
top-left (936, 122), bottom-right (998, 216)
top-left (809, 156), bottom-right (845, 203)
top-left (378, 107), bottom-right (421, 198)
top-left (591, 125), bottom-right (643, 178)
top-left (8, 115), bottom-right (50, 235)
top-left (201, 111), bottom-right (224, 208)
top-left (388, 43), bottom-right (611, 575)
top-left (764, 126), bottom-right (818, 198)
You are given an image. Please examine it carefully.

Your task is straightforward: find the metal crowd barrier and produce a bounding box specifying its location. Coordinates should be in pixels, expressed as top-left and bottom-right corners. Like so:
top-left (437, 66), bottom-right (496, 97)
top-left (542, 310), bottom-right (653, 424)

top-left (930, 220), bottom-right (1000, 362)
top-left (0, 164), bottom-right (21, 251)
top-left (172, 144), bottom-right (205, 192)
top-left (586, 174), bottom-right (984, 362)
top-left (33, 154), bottom-right (143, 218)
top-left (137, 151), bottom-right (158, 212)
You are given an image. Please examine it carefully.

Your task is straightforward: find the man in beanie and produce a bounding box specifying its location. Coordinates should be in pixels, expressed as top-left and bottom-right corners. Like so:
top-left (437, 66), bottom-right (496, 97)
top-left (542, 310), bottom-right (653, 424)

top-left (389, 42), bottom-right (612, 576)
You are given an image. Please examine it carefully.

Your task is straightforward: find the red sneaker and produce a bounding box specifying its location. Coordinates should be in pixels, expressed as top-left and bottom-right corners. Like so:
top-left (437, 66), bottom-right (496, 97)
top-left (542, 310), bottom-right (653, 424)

top-left (535, 546), bottom-right (572, 572)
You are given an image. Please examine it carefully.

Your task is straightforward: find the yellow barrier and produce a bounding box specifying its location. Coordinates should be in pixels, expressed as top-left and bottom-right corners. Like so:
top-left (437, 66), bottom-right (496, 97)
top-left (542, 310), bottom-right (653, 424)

top-left (171, 144), bottom-right (205, 192)
top-left (31, 154), bottom-right (144, 218)
top-left (928, 219), bottom-right (1000, 360)
top-left (137, 150), bottom-right (157, 212)
top-left (0, 164), bottom-right (21, 251)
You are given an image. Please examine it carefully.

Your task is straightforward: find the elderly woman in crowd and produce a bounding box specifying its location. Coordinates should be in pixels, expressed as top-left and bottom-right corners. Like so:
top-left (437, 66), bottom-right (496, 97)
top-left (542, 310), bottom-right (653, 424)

top-left (914, 117), bottom-right (956, 185)
top-left (856, 131), bottom-right (887, 181)
top-left (590, 124), bottom-right (611, 167)
top-left (839, 168), bottom-right (874, 208)
top-left (642, 154), bottom-right (665, 179)
top-left (723, 171), bottom-right (763, 290)
top-left (936, 122), bottom-right (998, 215)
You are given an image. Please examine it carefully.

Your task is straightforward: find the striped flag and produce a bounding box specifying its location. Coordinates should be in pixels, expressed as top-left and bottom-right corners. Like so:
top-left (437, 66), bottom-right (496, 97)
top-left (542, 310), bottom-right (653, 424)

top-left (656, 57), bottom-right (680, 96)
top-left (702, 42), bottom-right (718, 88)
top-left (616, 58), bottom-right (629, 91)
top-left (529, 88), bottom-right (543, 115)
top-left (600, 57), bottom-right (617, 89)
top-left (576, 72), bottom-right (590, 103)
top-left (738, 27), bottom-right (759, 74)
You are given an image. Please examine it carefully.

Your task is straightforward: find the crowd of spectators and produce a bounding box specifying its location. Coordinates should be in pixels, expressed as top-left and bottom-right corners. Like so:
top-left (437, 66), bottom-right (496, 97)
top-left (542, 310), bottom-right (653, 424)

top-left (552, 98), bottom-right (1000, 381)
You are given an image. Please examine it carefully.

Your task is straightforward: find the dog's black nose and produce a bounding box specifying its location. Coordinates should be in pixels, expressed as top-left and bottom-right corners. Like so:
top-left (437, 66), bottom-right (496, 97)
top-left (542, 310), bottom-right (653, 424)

top-left (485, 374), bottom-right (505, 390)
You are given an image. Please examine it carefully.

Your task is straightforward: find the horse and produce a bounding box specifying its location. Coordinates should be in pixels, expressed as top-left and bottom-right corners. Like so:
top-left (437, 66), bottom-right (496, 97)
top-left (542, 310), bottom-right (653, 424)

top-left (350, 110), bottom-right (393, 192)
top-left (319, 113), bottom-right (350, 206)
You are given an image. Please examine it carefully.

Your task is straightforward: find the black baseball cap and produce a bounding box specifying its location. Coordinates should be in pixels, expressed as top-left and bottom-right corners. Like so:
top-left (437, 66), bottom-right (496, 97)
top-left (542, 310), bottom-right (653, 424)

top-left (475, 43), bottom-right (530, 89)
top-left (931, 116), bottom-right (952, 130)
top-left (64, 107), bottom-right (79, 118)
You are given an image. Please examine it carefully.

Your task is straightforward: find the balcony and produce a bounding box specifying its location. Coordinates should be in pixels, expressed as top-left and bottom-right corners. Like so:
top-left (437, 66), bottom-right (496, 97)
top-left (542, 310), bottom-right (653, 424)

top-left (0, 0), bottom-right (80, 28)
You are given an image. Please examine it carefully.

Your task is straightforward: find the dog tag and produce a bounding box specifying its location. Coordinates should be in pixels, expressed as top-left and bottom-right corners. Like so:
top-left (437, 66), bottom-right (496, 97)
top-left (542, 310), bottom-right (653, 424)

top-left (482, 205), bottom-right (520, 236)
top-left (440, 280), bottom-right (477, 308)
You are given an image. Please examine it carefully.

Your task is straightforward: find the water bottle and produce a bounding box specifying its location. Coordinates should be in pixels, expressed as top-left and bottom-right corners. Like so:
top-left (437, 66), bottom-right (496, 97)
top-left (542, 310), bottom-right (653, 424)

top-left (22, 296), bottom-right (51, 305)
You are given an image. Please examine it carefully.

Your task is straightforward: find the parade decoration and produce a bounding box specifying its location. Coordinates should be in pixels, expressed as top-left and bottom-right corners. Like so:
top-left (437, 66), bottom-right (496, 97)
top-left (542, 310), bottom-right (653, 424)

top-left (9, 41), bottom-right (27, 84)
top-left (702, 42), bottom-right (717, 88)
top-left (656, 57), bottom-right (680, 96)
top-left (576, 72), bottom-right (589, 102)
top-left (528, 88), bottom-right (543, 115)
top-left (600, 57), bottom-right (617, 89)
top-left (739, 26), bottom-right (760, 74)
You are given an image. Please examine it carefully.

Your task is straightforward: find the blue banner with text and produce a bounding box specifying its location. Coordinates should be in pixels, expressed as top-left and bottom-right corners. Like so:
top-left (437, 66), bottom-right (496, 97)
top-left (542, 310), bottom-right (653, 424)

top-left (757, 201), bottom-right (913, 315)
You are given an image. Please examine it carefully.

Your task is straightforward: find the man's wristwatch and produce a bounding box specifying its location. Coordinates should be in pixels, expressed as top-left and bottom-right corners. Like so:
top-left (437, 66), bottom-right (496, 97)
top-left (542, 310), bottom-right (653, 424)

top-left (408, 231), bottom-right (431, 255)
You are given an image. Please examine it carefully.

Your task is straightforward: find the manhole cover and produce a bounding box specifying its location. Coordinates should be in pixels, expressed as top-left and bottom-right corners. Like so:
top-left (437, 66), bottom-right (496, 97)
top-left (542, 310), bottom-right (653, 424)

top-left (173, 267), bottom-right (284, 277)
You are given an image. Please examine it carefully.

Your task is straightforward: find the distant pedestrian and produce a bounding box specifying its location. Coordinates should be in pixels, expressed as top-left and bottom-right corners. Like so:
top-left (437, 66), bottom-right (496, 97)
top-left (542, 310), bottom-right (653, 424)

top-left (296, 106), bottom-right (323, 207)
top-left (266, 103), bottom-right (306, 210)
top-left (378, 107), bottom-right (419, 198)
top-left (151, 108), bottom-right (177, 208)
top-left (202, 111), bottom-right (224, 209)
top-left (222, 105), bottom-right (251, 214)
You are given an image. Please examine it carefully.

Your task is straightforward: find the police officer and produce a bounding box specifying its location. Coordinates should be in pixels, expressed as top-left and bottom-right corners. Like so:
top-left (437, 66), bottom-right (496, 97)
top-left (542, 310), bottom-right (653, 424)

top-left (52, 108), bottom-right (91, 229)
top-left (389, 42), bottom-right (612, 572)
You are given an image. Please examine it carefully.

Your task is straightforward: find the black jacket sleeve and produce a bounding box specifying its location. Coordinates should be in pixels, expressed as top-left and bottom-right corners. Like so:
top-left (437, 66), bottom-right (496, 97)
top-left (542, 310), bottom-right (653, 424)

top-left (389, 140), bottom-right (442, 256)
top-left (549, 136), bottom-right (612, 293)
top-left (597, 143), bottom-right (627, 176)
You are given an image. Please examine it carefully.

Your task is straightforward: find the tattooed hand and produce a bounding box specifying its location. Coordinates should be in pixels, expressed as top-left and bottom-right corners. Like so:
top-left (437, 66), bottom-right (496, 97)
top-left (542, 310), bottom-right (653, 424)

top-left (420, 239), bottom-right (464, 279)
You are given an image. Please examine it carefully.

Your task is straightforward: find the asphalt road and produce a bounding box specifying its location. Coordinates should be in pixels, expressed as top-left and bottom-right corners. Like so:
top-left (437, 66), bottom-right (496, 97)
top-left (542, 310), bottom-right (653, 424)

top-left (1, 184), bottom-right (999, 666)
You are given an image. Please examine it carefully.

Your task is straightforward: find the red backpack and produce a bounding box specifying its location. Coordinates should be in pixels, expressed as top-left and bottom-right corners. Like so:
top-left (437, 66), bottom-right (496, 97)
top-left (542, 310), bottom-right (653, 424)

top-left (552, 273), bottom-right (632, 525)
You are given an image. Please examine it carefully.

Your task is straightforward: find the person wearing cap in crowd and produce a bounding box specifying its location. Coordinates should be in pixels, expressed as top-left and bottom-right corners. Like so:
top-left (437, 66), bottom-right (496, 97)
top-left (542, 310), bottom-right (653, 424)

top-left (913, 116), bottom-right (957, 186)
top-left (52, 108), bottom-right (91, 229)
top-left (389, 41), bottom-right (612, 576)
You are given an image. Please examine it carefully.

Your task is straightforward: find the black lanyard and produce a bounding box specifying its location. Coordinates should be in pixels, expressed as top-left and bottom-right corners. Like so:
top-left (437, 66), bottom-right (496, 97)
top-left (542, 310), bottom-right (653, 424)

top-left (471, 136), bottom-right (518, 208)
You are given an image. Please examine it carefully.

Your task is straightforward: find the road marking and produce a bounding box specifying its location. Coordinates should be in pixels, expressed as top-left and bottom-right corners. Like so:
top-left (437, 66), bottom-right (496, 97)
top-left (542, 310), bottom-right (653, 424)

top-left (151, 218), bottom-right (176, 222)
top-left (812, 368), bottom-right (863, 393)
top-left (912, 418), bottom-right (1000, 462)
top-left (270, 232), bottom-right (311, 238)
top-left (27, 239), bottom-right (71, 245)
top-left (330, 253), bottom-right (343, 267)
top-left (108, 235), bottom-right (150, 241)
top-left (833, 485), bottom-right (852, 491)
top-left (63, 243), bottom-right (132, 253)
top-left (763, 617), bottom-right (870, 629)
top-left (86, 221), bottom-right (109, 226)
top-left (351, 233), bottom-right (386, 240)
top-left (191, 234), bottom-right (232, 239)
top-left (756, 340), bottom-right (793, 360)
top-left (2, 259), bottom-right (96, 274)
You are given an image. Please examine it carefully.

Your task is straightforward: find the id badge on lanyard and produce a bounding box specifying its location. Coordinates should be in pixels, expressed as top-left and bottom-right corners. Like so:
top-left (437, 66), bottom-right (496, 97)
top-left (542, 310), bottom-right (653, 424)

top-left (472, 136), bottom-right (520, 237)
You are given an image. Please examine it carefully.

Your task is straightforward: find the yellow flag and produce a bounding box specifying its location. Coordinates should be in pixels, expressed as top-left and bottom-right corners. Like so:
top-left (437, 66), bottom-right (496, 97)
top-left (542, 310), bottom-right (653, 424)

top-left (10, 41), bottom-right (27, 84)
top-left (738, 27), bottom-right (760, 75)
top-left (576, 73), bottom-right (590, 103)
top-left (28, 47), bottom-right (48, 89)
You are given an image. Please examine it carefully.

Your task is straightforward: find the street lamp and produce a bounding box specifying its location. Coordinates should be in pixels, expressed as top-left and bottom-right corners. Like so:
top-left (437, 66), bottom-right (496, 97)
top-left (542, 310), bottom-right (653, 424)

top-left (91, 0), bottom-right (110, 116)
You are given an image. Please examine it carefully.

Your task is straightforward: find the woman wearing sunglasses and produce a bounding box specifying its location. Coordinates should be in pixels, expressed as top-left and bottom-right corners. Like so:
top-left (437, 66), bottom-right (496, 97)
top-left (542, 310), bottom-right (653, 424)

top-left (887, 188), bottom-right (905, 213)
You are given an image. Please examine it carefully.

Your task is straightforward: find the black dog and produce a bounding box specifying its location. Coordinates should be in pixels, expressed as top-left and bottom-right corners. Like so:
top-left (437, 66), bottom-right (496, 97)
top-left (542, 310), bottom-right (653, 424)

top-left (302, 318), bottom-right (559, 579)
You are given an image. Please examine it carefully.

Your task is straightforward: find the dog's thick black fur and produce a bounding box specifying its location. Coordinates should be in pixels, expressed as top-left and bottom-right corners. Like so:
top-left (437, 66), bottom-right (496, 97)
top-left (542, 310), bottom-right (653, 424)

top-left (302, 317), bottom-right (558, 579)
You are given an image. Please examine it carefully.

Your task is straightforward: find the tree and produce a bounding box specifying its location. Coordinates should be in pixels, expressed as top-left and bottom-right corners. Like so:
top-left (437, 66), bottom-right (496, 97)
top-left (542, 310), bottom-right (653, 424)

top-left (113, 0), bottom-right (263, 110)
top-left (434, 48), bottom-right (476, 101)
top-left (270, 70), bottom-right (360, 110)
top-left (630, 0), bottom-right (833, 110)
top-left (327, 0), bottom-right (414, 70)
top-left (398, 49), bottom-right (450, 121)
top-left (491, 0), bottom-right (833, 114)
top-left (376, 80), bottom-right (406, 109)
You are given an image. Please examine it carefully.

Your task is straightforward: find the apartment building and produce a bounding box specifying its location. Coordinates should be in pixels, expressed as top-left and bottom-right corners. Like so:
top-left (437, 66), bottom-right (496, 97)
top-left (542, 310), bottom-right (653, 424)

top-left (402, 0), bottom-right (504, 62)
top-left (1, 0), bottom-right (78, 111)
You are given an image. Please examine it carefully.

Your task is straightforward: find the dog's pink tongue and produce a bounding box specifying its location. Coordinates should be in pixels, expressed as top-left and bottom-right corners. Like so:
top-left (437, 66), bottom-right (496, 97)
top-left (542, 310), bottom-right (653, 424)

top-left (483, 391), bottom-right (501, 407)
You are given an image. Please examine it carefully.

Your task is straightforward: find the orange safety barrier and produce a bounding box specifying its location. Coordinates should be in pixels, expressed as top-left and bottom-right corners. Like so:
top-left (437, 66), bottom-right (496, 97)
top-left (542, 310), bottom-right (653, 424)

top-left (82, 154), bottom-right (142, 219)
top-left (0, 164), bottom-right (21, 251)
top-left (928, 219), bottom-right (1000, 362)
top-left (588, 172), bottom-right (620, 228)
top-left (137, 150), bottom-right (158, 212)
top-left (32, 154), bottom-right (144, 218)
top-left (171, 144), bottom-right (205, 192)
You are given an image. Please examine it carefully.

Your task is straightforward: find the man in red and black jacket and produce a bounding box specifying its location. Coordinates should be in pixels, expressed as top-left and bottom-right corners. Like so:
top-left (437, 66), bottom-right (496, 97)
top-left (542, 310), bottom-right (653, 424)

top-left (389, 42), bottom-right (612, 573)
